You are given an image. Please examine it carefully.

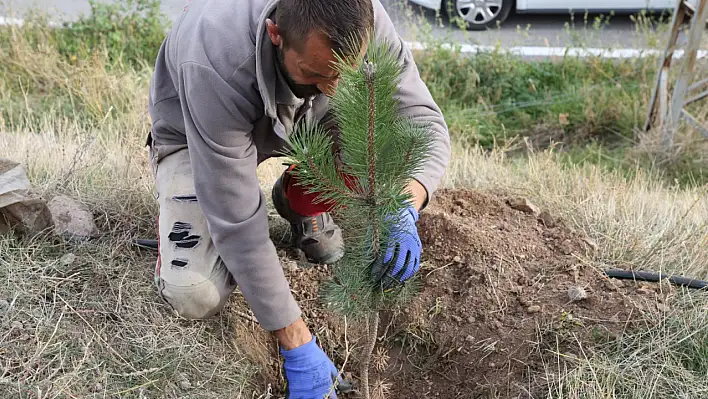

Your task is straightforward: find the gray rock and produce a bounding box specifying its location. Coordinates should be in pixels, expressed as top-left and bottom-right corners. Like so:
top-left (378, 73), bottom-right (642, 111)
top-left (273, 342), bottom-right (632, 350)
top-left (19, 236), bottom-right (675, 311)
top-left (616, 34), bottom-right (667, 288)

top-left (582, 237), bottom-right (599, 252)
top-left (60, 253), bottom-right (76, 266)
top-left (568, 286), bottom-right (588, 301)
top-left (284, 260), bottom-right (298, 273)
top-left (539, 210), bottom-right (555, 227)
top-left (527, 305), bottom-right (541, 314)
top-left (509, 198), bottom-right (540, 215)
top-left (48, 195), bottom-right (99, 241)
top-left (0, 159), bottom-right (53, 235)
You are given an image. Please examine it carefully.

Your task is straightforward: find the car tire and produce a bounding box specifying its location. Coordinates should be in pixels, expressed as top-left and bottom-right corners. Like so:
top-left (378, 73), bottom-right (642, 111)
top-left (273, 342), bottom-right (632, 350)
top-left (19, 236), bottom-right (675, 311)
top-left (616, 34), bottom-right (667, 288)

top-left (443, 0), bottom-right (514, 30)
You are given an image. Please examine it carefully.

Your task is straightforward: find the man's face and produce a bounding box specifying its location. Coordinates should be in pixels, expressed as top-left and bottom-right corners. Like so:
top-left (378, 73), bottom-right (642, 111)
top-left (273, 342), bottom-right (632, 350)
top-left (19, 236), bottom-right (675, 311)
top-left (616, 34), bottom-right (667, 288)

top-left (267, 20), bottom-right (365, 98)
top-left (275, 42), bottom-right (329, 98)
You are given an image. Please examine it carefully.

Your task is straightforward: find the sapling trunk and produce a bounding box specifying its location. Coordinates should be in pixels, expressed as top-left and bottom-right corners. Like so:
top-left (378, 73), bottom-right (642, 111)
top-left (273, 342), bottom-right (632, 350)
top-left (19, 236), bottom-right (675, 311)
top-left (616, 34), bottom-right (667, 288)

top-left (361, 311), bottom-right (380, 399)
top-left (282, 33), bottom-right (434, 399)
top-left (361, 61), bottom-right (381, 399)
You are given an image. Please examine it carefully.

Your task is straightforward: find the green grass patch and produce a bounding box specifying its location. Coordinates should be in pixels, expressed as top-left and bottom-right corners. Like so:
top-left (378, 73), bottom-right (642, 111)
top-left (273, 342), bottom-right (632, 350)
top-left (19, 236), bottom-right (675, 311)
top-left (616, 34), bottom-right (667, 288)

top-left (414, 42), bottom-right (654, 148)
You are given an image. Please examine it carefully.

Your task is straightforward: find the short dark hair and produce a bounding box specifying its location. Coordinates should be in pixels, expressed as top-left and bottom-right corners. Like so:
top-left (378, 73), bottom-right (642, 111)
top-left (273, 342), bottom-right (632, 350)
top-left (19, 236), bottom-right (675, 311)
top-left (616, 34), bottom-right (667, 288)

top-left (275, 0), bottom-right (374, 58)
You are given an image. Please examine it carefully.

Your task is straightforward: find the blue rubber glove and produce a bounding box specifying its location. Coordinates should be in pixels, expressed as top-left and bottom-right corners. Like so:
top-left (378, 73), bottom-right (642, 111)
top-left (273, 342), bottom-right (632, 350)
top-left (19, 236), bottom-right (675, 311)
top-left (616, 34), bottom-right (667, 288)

top-left (370, 204), bottom-right (421, 291)
top-left (281, 336), bottom-right (340, 399)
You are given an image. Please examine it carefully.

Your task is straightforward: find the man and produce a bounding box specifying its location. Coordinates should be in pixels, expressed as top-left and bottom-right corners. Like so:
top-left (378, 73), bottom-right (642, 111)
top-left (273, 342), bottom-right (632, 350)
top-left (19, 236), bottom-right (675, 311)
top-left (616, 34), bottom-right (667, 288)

top-left (146, 0), bottom-right (449, 396)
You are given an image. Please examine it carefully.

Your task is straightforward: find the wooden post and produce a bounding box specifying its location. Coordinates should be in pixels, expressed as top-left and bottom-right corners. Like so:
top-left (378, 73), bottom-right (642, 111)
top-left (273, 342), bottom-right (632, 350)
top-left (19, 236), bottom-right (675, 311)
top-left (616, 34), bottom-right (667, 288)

top-left (643, 0), bottom-right (687, 134)
top-left (644, 0), bottom-right (708, 148)
top-left (663, 0), bottom-right (708, 147)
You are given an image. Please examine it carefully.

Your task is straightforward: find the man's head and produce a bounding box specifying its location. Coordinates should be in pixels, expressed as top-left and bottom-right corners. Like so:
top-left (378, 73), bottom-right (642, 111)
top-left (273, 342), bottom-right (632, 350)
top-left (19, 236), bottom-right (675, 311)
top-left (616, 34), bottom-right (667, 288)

top-left (266, 0), bottom-right (374, 98)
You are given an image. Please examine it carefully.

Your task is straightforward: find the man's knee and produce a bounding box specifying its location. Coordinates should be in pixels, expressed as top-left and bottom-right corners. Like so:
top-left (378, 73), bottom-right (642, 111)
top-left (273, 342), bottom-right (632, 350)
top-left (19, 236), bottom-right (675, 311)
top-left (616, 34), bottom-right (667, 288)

top-left (157, 277), bottom-right (232, 319)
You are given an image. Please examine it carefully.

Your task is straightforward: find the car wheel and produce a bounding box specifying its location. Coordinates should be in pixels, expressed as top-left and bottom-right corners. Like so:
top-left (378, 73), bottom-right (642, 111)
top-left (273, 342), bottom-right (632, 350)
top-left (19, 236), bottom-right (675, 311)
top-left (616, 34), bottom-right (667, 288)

top-left (444, 0), bottom-right (514, 30)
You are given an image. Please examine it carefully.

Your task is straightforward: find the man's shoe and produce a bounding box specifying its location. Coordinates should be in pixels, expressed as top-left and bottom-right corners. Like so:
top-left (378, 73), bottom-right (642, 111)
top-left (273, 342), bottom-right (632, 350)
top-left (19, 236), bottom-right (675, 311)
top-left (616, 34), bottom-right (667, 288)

top-left (271, 174), bottom-right (344, 265)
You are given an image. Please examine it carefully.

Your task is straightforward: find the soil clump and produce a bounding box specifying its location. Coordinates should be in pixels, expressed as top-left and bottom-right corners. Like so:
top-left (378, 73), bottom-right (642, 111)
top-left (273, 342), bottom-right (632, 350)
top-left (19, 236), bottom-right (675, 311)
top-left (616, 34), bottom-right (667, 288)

top-left (261, 188), bottom-right (668, 398)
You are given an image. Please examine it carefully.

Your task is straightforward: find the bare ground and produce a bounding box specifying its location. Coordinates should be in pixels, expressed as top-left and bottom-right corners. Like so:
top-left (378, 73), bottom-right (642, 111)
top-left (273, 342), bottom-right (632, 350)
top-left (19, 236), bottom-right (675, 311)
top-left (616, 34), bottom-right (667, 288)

top-left (241, 188), bottom-right (675, 399)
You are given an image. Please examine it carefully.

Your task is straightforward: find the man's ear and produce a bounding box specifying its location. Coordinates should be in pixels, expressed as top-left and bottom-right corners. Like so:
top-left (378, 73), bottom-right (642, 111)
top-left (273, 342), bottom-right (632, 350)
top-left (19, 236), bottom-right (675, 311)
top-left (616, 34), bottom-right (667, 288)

top-left (265, 19), bottom-right (282, 47)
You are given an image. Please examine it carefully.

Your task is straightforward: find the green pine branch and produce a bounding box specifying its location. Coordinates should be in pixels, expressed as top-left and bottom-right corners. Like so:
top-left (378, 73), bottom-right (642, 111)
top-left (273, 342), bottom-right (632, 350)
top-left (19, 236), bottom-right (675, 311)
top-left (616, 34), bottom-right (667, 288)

top-left (282, 34), bottom-right (434, 320)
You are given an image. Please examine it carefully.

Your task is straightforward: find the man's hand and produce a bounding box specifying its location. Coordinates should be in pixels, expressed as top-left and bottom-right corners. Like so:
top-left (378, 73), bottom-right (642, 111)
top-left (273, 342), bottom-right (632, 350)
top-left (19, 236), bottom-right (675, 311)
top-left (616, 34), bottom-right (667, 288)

top-left (405, 179), bottom-right (427, 211)
top-left (280, 335), bottom-right (340, 398)
top-left (370, 179), bottom-right (426, 291)
top-left (274, 317), bottom-right (312, 350)
top-left (274, 318), bottom-right (341, 398)
top-left (370, 203), bottom-right (422, 291)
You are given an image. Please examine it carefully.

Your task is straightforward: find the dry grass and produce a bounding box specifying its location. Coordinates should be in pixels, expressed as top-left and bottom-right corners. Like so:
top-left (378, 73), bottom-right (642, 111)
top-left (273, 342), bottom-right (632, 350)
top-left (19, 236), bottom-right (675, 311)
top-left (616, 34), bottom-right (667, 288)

top-left (443, 144), bottom-right (708, 280)
top-left (540, 291), bottom-right (708, 398)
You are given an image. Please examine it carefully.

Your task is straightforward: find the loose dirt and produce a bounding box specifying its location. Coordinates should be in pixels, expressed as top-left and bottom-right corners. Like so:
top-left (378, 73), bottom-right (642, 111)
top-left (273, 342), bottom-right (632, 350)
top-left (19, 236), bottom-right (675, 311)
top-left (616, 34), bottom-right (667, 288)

top-left (259, 188), bottom-right (672, 399)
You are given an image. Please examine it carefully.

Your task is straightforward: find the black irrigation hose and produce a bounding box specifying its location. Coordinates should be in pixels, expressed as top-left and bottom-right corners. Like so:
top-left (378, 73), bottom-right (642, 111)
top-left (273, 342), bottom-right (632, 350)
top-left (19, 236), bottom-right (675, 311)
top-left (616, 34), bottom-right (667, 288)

top-left (604, 269), bottom-right (708, 290)
top-left (133, 238), bottom-right (158, 250)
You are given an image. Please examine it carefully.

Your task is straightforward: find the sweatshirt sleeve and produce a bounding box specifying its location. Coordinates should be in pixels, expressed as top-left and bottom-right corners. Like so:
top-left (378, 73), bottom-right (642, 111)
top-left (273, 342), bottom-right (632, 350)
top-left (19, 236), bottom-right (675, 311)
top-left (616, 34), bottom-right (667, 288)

top-left (372, 0), bottom-right (451, 208)
top-left (176, 60), bottom-right (301, 331)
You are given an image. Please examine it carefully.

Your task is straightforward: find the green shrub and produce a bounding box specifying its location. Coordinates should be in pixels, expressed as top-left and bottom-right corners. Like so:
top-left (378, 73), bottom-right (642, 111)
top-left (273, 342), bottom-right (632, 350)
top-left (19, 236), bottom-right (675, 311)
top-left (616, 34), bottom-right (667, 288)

top-left (414, 44), bottom-right (655, 147)
top-left (53, 0), bottom-right (169, 69)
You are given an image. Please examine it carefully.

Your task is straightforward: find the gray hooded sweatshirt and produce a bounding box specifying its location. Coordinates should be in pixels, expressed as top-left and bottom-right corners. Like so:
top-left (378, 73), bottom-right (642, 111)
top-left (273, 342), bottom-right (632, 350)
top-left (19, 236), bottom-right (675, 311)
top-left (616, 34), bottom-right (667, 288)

top-left (147, 0), bottom-right (450, 331)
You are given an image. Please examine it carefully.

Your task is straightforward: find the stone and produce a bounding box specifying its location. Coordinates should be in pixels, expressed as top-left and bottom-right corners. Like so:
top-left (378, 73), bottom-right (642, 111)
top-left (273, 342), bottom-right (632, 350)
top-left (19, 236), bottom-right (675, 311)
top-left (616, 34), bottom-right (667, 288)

top-left (48, 195), bottom-right (99, 241)
top-left (538, 210), bottom-right (555, 228)
top-left (0, 159), bottom-right (53, 235)
top-left (465, 335), bottom-right (475, 343)
top-left (527, 305), bottom-right (541, 314)
top-left (11, 321), bottom-right (23, 329)
top-left (60, 253), bottom-right (76, 266)
top-left (0, 299), bottom-right (8, 309)
top-left (178, 379), bottom-right (191, 390)
top-left (177, 373), bottom-right (191, 390)
top-left (656, 303), bottom-right (670, 312)
top-left (93, 383), bottom-right (104, 392)
top-left (453, 255), bottom-right (463, 264)
top-left (508, 197), bottom-right (540, 216)
top-left (559, 239), bottom-right (574, 255)
top-left (582, 237), bottom-right (599, 252)
top-left (567, 286), bottom-right (588, 301)
top-left (467, 316), bottom-right (476, 323)
top-left (283, 260), bottom-right (298, 272)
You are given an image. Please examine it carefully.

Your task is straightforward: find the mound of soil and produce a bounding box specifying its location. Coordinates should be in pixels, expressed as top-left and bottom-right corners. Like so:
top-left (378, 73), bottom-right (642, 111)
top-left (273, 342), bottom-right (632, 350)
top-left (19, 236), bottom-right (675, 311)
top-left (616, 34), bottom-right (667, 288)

top-left (269, 189), bottom-right (668, 399)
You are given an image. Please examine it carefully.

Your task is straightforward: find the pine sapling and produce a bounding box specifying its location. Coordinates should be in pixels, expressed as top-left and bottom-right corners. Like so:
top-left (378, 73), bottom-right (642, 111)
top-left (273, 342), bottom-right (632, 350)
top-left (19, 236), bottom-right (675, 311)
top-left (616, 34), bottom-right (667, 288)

top-left (283, 34), bottom-right (433, 398)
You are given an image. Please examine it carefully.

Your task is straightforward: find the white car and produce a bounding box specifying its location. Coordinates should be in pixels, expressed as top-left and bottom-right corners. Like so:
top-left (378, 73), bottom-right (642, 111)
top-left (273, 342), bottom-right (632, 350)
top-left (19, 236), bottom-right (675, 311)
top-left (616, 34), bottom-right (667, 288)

top-left (408, 0), bottom-right (695, 30)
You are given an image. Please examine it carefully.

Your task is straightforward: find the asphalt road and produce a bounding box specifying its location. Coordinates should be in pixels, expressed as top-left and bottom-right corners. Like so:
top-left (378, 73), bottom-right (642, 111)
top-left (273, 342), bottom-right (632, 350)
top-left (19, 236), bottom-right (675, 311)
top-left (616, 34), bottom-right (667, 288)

top-left (1, 0), bottom-right (673, 49)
